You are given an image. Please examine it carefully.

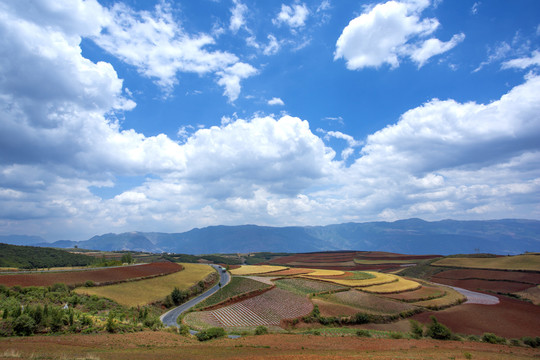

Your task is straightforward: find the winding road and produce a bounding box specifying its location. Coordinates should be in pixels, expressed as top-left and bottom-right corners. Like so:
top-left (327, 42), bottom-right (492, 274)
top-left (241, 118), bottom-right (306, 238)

top-left (160, 264), bottom-right (231, 327)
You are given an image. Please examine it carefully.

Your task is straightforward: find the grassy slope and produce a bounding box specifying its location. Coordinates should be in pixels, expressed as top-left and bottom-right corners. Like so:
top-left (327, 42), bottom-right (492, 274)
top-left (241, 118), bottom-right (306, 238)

top-left (0, 243), bottom-right (95, 269)
top-left (74, 263), bottom-right (215, 307)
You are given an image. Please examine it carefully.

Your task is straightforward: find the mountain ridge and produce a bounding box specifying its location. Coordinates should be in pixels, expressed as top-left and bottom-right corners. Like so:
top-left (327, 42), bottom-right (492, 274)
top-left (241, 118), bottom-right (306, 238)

top-left (1, 218), bottom-right (539, 255)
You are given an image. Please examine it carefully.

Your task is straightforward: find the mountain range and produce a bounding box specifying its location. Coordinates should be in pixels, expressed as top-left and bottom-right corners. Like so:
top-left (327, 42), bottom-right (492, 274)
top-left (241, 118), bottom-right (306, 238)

top-left (1, 219), bottom-right (539, 255)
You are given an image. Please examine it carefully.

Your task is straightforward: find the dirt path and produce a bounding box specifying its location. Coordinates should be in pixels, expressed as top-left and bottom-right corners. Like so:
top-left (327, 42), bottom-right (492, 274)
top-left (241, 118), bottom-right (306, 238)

top-left (434, 282), bottom-right (499, 304)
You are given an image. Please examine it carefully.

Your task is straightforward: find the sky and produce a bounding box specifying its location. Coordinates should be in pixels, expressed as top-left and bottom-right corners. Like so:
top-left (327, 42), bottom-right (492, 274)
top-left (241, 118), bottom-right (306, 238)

top-left (1, 0), bottom-right (540, 241)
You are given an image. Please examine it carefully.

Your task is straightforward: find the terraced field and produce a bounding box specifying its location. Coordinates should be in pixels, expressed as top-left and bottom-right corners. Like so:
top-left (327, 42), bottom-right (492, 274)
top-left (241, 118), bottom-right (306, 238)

top-left (382, 284), bottom-right (446, 302)
top-left (412, 285), bottom-right (466, 310)
top-left (316, 290), bottom-right (418, 315)
top-left (195, 276), bottom-right (272, 309)
top-left (0, 261), bottom-right (182, 287)
top-left (185, 288), bottom-right (313, 330)
top-left (304, 271), bottom-right (396, 287)
top-left (229, 265), bottom-right (287, 275)
top-left (274, 278), bottom-right (346, 295)
top-left (432, 254), bottom-right (540, 271)
top-left (361, 276), bottom-right (421, 294)
top-left (74, 263), bottom-right (214, 307)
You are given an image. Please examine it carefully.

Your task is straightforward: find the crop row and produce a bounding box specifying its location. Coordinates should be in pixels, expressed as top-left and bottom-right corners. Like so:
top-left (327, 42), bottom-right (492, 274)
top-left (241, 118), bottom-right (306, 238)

top-left (195, 276), bottom-right (272, 309)
top-left (274, 278), bottom-right (346, 296)
top-left (0, 261), bottom-right (182, 287)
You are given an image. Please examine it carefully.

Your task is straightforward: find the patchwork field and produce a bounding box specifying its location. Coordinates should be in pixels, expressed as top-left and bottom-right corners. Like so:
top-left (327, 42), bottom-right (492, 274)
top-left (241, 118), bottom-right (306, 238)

top-left (432, 254), bottom-right (540, 271)
top-left (195, 276), bottom-right (272, 309)
top-left (74, 263), bottom-right (214, 307)
top-left (229, 265), bottom-right (287, 275)
top-left (274, 277), bottom-right (347, 295)
top-left (0, 261), bottom-right (182, 287)
top-left (185, 288), bottom-right (313, 330)
top-left (360, 276), bottom-right (421, 294)
top-left (382, 283), bottom-right (446, 302)
top-left (315, 289), bottom-right (419, 316)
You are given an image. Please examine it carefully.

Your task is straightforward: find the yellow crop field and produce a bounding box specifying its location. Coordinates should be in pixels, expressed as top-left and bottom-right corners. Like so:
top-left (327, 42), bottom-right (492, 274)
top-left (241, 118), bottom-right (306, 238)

top-left (413, 286), bottom-right (465, 309)
top-left (432, 254), bottom-right (540, 271)
top-left (229, 265), bottom-right (288, 275)
top-left (361, 277), bottom-right (421, 294)
top-left (303, 269), bottom-right (345, 276)
top-left (74, 263), bottom-right (215, 307)
top-left (302, 271), bottom-right (396, 287)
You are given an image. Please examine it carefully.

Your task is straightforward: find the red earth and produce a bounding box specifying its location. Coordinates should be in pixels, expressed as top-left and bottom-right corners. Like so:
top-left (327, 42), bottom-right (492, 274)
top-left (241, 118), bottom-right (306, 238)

top-left (0, 261), bottom-right (182, 287)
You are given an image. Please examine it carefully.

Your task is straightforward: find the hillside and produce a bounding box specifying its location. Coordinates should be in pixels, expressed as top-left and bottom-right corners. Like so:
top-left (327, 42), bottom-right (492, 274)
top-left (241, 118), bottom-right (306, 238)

top-left (0, 243), bottom-right (95, 269)
top-left (2, 219), bottom-right (539, 255)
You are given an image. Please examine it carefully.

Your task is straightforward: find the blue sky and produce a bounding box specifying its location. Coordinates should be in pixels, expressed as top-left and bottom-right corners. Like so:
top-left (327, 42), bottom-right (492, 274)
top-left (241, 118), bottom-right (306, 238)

top-left (1, 0), bottom-right (540, 241)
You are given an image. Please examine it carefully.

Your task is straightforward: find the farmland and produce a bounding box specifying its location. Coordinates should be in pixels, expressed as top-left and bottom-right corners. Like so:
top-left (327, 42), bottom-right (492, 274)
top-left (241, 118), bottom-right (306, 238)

top-left (432, 254), bottom-right (540, 271)
top-left (74, 263), bottom-right (215, 307)
top-left (229, 265), bottom-right (287, 275)
top-left (315, 290), bottom-right (419, 315)
top-left (0, 261), bottom-right (182, 287)
top-left (195, 276), bottom-right (273, 309)
top-left (274, 278), bottom-right (346, 295)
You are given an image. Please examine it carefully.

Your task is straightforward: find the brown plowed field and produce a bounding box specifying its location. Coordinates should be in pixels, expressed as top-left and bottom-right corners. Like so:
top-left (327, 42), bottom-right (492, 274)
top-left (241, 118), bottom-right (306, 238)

top-left (411, 296), bottom-right (540, 338)
top-left (432, 277), bottom-right (533, 293)
top-left (0, 261), bottom-right (182, 287)
top-left (433, 269), bottom-right (540, 284)
top-left (267, 268), bottom-right (315, 276)
top-left (1, 331), bottom-right (538, 360)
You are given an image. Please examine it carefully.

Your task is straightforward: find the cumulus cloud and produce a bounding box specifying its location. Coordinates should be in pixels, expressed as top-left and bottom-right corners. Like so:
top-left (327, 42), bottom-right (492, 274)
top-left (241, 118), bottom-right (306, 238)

top-left (216, 62), bottom-right (258, 101)
top-left (267, 97), bottom-right (285, 106)
top-left (273, 3), bottom-right (309, 28)
top-left (92, 2), bottom-right (256, 99)
top-left (335, 0), bottom-right (463, 69)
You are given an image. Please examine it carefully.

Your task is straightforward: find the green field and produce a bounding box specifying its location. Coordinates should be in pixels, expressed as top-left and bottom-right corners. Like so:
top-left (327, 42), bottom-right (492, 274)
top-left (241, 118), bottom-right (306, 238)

top-left (195, 276), bottom-right (272, 309)
top-left (316, 289), bottom-right (418, 315)
top-left (432, 254), bottom-right (540, 271)
top-left (74, 263), bottom-right (216, 307)
top-left (274, 278), bottom-right (346, 295)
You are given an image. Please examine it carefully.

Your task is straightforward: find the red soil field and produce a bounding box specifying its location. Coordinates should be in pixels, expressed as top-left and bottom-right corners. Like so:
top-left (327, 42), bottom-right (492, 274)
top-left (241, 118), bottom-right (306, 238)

top-left (433, 269), bottom-right (540, 284)
top-left (432, 277), bottom-right (533, 293)
top-left (1, 331), bottom-right (537, 360)
top-left (0, 261), bottom-right (182, 287)
top-left (411, 296), bottom-right (540, 338)
top-left (266, 268), bottom-right (314, 276)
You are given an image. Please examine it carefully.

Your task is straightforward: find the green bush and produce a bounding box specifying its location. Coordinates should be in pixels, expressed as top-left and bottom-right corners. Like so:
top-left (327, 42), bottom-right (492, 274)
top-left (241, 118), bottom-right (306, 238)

top-left (522, 336), bottom-right (540, 348)
top-left (179, 324), bottom-right (190, 336)
top-left (13, 314), bottom-right (36, 336)
top-left (426, 316), bottom-right (452, 340)
top-left (356, 329), bottom-right (371, 337)
top-left (352, 312), bottom-right (370, 324)
top-left (196, 327), bottom-right (226, 341)
top-left (409, 319), bottom-right (423, 339)
top-left (482, 333), bottom-right (506, 345)
top-left (84, 280), bottom-right (95, 287)
top-left (255, 325), bottom-right (268, 335)
top-left (390, 332), bottom-right (404, 339)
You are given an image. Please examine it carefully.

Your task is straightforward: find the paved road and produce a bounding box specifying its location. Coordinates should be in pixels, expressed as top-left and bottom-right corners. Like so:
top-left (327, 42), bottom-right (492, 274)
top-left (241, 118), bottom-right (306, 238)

top-left (160, 264), bottom-right (231, 327)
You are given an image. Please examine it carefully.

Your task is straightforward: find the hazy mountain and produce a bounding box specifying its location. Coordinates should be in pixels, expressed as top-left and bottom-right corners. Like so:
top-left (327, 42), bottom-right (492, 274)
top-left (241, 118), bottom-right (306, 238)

top-left (0, 235), bottom-right (46, 246)
top-left (4, 219), bottom-right (539, 255)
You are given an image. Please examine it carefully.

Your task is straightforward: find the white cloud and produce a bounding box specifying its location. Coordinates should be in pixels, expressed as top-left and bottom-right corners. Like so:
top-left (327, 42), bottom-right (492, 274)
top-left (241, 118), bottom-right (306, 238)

top-left (268, 97), bottom-right (285, 106)
top-left (471, 2), bottom-right (480, 15)
top-left (410, 33), bottom-right (465, 67)
top-left (216, 62), bottom-right (258, 101)
top-left (92, 2), bottom-right (256, 99)
top-left (502, 50), bottom-right (540, 70)
top-left (263, 34), bottom-right (280, 55)
top-left (230, 0), bottom-right (247, 33)
top-left (335, 0), bottom-right (463, 69)
top-left (273, 3), bottom-right (309, 28)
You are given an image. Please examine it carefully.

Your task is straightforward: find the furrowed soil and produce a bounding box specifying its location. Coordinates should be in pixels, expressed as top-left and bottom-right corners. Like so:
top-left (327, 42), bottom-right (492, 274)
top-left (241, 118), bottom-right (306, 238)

top-left (1, 332), bottom-right (538, 359)
top-left (410, 296), bottom-right (540, 338)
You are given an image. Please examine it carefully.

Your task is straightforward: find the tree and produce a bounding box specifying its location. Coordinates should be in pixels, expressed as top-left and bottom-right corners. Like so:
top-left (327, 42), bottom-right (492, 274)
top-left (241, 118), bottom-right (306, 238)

top-left (121, 253), bottom-right (133, 264)
top-left (13, 314), bottom-right (36, 336)
top-left (171, 287), bottom-right (187, 306)
top-left (426, 316), bottom-right (452, 340)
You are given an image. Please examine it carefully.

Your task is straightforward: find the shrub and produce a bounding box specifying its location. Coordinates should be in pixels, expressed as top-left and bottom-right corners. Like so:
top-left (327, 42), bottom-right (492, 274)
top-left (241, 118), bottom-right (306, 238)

top-left (13, 314), bottom-right (36, 336)
top-left (106, 313), bottom-right (116, 333)
top-left (463, 352), bottom-right (472, 360)
top-left (510, 338), bottom-right (521, 347)
top-left (409, 319), bottom-right (423, 339)
top-left (390, 332), bottom-right (404, 339)
top-left (522, 336), bottom-right (540, 348)
top-left (255, 326), bottom-right (268, 335)
top-left (356, 329), bottom-right (371, 337)
top-left (467, 334), bottom-right (481, 342)
top-left (179, 324), bottom-right (190, 336)
top-left (352, 312), bottom-right (370, 324)
top-left (426, 316), bottom-right (452, 340)
top-left (196, 327), bottom-right (226, 341)
top-left (85, 280), bottom-right (95, 287)
top-left (482, 333), bottom-right (506, 345)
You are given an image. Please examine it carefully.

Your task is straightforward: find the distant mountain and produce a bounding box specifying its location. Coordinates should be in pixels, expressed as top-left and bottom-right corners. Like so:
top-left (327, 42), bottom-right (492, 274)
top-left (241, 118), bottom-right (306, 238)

top-left (0, 243), bottom-right (95, 269)
top-left (4, 219), bottom-right (540, 255)
top-left (0, 235), bottom-right (46, 246)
